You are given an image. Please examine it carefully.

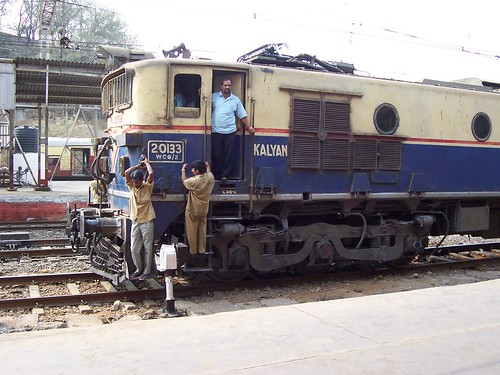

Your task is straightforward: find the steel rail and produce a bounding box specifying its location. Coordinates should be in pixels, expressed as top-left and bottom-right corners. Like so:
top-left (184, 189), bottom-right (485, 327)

top-left (0, 289), bottom-right (165, 309)
top-left (0, 247), bottom-right (76, 259)
top-left (0, 220), bottom-right (67, 231)
top-left (0, 238), bottom-right (69, 247)
top-left (0, 280), bottom-right (242, 309)
top-left (427, 241), bottom-right (500, 255)
top-left (0, 272), bottom-right (100, 286)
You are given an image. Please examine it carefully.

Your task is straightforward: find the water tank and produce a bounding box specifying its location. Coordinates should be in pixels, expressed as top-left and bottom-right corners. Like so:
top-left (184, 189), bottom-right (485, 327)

top-left (14, 126), bottom-right (38, 153)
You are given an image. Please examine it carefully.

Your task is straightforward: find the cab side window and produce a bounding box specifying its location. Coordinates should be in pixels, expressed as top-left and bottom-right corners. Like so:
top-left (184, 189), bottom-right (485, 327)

top-left (174, 74), bottom-right (202, 118)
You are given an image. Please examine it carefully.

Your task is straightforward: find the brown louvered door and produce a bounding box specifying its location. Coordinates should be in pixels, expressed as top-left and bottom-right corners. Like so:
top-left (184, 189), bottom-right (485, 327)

top-left (290, 98), bottom-right (351, 171)
top-left (290, 98), bottom-right (402, 174)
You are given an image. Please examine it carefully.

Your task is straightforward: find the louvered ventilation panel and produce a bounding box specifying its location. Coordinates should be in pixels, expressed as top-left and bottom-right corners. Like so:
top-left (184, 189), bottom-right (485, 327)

top-left (378, 141), bottom-right (401, 171)
top-left (292, 99), bottom-right (321, 132)
top-left (291, 137), bottom-right (320, 169)
top-left (354, 139), bottom-right (377, 170)
top-left (324, 101), bottom-right (350, 133)
top-left (323, 139), bottom-right (350, 170)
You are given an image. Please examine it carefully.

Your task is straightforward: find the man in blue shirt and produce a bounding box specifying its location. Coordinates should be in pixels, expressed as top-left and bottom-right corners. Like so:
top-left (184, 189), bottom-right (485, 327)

top-left (211, 79), bottom-right (255, 182)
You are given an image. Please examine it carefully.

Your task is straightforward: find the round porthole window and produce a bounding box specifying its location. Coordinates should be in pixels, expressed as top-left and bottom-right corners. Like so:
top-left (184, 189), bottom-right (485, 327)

top-left (374, 103), bottom-right (399, 135)
top-left (472, 112), bottom-right (491, 141)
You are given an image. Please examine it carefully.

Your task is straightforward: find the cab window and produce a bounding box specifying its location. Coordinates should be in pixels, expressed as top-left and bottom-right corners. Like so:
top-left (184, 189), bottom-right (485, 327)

top-left (174, 74), bottom-right (201, 118)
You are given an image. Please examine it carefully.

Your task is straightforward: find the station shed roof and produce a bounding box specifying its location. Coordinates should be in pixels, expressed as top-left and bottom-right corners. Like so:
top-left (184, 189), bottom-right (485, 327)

top-left (14, 57), bottom-right (107, 106)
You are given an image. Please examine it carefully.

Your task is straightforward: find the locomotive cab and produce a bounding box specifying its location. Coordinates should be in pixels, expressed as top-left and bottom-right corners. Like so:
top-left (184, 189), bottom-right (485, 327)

top-left (170, 66), bottom-right (252, 183)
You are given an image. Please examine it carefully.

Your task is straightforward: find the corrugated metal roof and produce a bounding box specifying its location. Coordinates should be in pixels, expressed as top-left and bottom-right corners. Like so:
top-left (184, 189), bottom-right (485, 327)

top-left (15, 56), bottom-right (105, 70)
top-left (16, 94), bottom-right (100, 105)
top-left (14, 57), bottom-right (107, 106)
top-left (17, 82), bottom-right (100, 97)
top-left (16, 70), bottom-right (102, 86)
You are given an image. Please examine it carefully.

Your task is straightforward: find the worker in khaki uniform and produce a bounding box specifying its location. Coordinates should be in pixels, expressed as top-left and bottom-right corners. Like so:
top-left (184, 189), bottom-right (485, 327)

top-left (125, 156), bottom-right (156, 280)
top-left (90, 179), bottom-right (107, 204)
top-left (181, 160), bottom-right (215, 255)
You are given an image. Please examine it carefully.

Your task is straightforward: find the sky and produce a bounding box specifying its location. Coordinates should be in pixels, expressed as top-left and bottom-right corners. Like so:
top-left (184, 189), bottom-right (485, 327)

top-left (96, 0), bottom-right (500, 83)
top-left (8, 0), bottom-right (500, 83)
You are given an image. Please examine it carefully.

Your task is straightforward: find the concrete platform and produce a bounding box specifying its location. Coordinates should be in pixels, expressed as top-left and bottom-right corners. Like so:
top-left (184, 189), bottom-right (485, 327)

top-left (1, 279), bottom-right (499, 374)
top-left (0, 180), bottom-right (88, 221)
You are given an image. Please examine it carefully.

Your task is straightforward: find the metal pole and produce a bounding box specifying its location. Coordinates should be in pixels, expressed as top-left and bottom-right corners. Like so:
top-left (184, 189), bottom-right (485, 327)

top-left (43, 101), bottom-right (50, 188)
top-left (37, 107), bottom-right (42, 187)
top-left (34, 102), bottom-right (51, 191)
top-left (7, 110), bottom-right (16, 191)
top-left (165, 275), bottom-right (179, 316)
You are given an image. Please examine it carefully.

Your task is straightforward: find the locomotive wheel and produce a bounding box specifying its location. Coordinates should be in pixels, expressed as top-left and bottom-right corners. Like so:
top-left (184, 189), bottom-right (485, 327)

top-left (292, 221), bottom-right (333, 276)
top-left (387, 237), bottom-right (428, 268)
top-left (208, 244), bottom-right (249, 283)
top-left (208, 268), bottom-right (249, 283)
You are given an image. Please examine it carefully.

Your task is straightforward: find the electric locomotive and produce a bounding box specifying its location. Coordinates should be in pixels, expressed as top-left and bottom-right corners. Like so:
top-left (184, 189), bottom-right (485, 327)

top-left (67, 44), bottom-right (500, 284)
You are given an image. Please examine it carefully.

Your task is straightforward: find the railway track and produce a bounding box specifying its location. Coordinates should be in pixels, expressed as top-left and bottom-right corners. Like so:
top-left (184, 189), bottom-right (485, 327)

top-left (1, 248), bottom-right (500, 310)
top-left (0, 220), bottom-right (71, 255)
top-left (0, 237), bottom-right (70, 249)
top-left (0, 272), bottom-right (163, 309)
top-left (0, 237), bottom-right (497, 257)
top-left (0, 272), bottom-right (201, 309)
top-left (0, 247), bottom-right (75, 259)
top-left (0, 237), bottom-right (74, 258)
top-left (0, 220), bottom-right (67, 231)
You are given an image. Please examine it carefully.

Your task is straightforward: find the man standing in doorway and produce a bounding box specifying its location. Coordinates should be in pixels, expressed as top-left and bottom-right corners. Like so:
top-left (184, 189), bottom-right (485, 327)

top-left (211, 78), bottom-right (255, 182)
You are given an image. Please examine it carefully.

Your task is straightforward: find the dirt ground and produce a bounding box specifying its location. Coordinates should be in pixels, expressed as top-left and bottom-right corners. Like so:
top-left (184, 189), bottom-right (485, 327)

top-left (187, 263), bottom-right (500, 306)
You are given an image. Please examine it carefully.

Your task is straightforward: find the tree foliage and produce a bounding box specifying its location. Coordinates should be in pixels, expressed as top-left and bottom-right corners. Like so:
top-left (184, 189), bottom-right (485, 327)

top-left (0, 0), bottom-right (137, 60)
top-left (56, 0), bottom-right (136, 47)
top-left (0, 0), bottom-right (14, 19)
top-left (13, 0), bottom-right (38, 41)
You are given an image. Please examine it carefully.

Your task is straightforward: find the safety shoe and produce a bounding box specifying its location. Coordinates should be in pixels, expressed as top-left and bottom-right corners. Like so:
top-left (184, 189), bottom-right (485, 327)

top-left (130, 271), bottom-right (141, 279)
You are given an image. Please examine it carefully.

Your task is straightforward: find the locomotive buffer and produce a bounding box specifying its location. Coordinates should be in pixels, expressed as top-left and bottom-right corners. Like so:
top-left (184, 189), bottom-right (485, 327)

top-left (158, 244), bottom-right (181, 317)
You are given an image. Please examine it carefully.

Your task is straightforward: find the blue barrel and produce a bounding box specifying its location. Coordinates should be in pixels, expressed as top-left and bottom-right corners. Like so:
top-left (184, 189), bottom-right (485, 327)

top-left (14, 125), bottom-right (38, 153)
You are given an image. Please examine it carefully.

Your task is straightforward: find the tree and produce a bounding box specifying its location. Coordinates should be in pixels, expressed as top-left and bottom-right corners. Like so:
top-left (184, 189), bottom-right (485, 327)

top-left (55, 0), bottom-right (136, 47)
top-left (0, 0), bottom-right (137, 61)
top-left (0, 0), bottom-right (14, 20)
top-left (15, 0), bottom-right (38, 42)
top-left (0, 0), bottom-right (13, 20)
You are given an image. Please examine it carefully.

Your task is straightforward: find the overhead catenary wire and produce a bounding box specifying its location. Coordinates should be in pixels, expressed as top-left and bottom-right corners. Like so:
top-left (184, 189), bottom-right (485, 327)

top-left (161, 5), bottom-right (500, 61)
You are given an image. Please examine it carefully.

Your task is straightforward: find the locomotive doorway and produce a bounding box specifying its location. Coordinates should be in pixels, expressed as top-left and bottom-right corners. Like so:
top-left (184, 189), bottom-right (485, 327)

top-left (211, 70), bottom-right (249, 182)
top-left (71, 148), bottom-right (90, 177)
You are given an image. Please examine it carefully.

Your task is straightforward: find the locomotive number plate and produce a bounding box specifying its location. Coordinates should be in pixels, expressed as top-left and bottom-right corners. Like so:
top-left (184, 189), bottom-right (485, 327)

top-left (148, 140), bottom-right (184, 163)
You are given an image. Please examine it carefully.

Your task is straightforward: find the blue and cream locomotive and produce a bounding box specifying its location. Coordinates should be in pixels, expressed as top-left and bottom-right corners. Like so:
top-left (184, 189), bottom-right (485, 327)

top-left (68, 44), bottom-right (500, 284)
